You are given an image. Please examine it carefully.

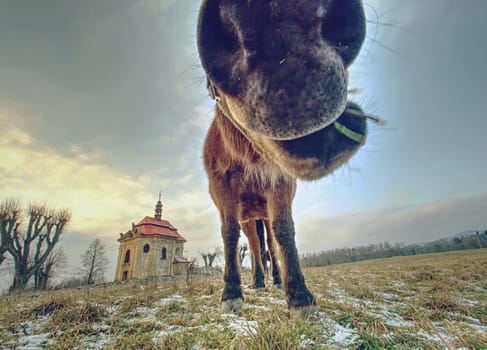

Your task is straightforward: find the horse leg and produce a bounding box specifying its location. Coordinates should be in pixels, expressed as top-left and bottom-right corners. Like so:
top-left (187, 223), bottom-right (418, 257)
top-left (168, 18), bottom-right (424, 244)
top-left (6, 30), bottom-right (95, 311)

top-left (268, 202), bottom-right (315, 318)
top-left (264, 219), bottom-right (282, 287)
top-left (241, 220), bottom-right (266, 289)
top-left (256, 219), bottom-right (267, 274)
top-left (220, 214), bottom-right (244, 312)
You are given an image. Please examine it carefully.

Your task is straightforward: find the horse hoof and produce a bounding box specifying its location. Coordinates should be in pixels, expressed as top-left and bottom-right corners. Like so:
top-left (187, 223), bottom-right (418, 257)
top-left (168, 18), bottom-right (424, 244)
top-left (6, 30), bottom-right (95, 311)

top-left (289, 305), bottom-right (317, 320)
top-left (221, 298), bottom-right (243, 312)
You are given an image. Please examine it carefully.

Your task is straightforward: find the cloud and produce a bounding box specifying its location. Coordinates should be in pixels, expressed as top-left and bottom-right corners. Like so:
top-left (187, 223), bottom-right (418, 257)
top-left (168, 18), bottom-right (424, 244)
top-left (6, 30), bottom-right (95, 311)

top-left (137, 0), bottom-right (178, 15)
top-left (0, 109), bottom-right (222, 279)
top-left (0, 113), bottom-right (33, 147)
top-left (0, 110), bottom-right (162, 235)
top-left (161, 188), bottom-right (221, 256)
top-left (295, 194), bottom-right (487, 254)
top-left (158, 99), bottom-right (213, 149)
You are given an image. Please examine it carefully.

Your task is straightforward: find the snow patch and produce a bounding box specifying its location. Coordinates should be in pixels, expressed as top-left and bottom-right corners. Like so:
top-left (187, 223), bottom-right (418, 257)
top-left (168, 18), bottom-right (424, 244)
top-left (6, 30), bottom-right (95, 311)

top-left (80, 324), bottom-right (112, 350)
top-left (16, 333), bottom-right (52, 350)
top-left (383, 317), bottom-right (415, 328)
top-left (246, 304), bottom-right (272, 311)
top-left (380, 292), bottom-right (400, 300)
top-left (155, 294), bottom-right (186, 306)
top-left (152, 325), bottom-right (186, 341)
top-left (222, 314), bottom-right (258, 336)
top-left (266, 297), bottom-right (286, 306)
top-left (299, 334), bottom-right (315, 348)
top-left (14, 316), bottom-right (53, 349)
top-left (457, 297), bottom-right (481, 307)
top-left (317, 312), bottom-right (359, 349)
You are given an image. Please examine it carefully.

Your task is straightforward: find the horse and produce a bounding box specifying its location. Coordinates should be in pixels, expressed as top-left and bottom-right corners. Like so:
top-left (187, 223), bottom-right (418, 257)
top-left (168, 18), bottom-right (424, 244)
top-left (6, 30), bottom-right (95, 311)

top-left (197, 0), bottom-right (367, 318)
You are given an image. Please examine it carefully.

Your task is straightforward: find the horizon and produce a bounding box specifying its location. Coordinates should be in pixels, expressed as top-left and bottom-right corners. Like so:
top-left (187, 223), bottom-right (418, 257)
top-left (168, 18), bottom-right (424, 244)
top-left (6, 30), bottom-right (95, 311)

top-left (0, 204), bottom-right (485, 292)
top-left (1, 214), bottom-right (484, 292)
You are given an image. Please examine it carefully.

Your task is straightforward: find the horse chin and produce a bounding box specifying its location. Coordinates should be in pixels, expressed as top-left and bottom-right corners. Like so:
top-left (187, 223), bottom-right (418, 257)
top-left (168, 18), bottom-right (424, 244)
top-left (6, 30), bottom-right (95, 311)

top-left (249, 103), bottom-right (367, 181)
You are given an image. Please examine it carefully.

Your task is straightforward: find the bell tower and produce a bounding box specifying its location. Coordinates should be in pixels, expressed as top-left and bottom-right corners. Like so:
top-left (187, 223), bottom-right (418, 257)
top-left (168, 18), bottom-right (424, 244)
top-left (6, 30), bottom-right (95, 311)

top-left (155, 191), bottom-right (163, 221)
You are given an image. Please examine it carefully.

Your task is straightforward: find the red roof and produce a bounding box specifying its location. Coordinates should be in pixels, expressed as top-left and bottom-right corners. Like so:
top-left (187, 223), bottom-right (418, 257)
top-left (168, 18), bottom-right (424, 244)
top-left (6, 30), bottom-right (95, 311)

top-left (135, 216), bottom-right (187, 242)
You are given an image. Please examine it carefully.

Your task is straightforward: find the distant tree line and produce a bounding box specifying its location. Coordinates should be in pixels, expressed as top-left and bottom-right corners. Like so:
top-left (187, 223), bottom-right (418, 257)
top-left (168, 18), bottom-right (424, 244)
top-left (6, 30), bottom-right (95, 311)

top-left (300, 230), bottom-right (487, 268)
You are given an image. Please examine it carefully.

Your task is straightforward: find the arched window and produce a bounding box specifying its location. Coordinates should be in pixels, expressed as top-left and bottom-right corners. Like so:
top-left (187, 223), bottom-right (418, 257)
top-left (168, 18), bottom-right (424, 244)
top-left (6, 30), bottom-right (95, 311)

top-left (161, 247), bottom-right (167, 260)
top-left (124, 250), bottom-right (130, 264)
top-left (175, 247), bottom-right (180, 256)
top-left (143, 244), bottom-right (150, 253)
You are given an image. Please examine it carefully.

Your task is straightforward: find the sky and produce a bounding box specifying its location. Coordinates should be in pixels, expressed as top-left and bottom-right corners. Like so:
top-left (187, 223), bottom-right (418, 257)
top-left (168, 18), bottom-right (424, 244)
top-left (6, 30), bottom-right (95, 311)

top-left (1, 0), bottom-right (486, 285)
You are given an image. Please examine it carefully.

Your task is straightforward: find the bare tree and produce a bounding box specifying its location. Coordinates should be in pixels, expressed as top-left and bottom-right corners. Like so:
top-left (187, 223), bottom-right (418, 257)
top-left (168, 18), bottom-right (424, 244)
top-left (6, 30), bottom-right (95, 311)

top-left (200, 247), bottom-right (222, 267)
top-left (34, 246), bottom-right (68, 290)
top-left (0, 200), bottom-right (71, 291)
top-left (207, 251), bottom-right (217, 267)
top-left (239, 243), bottom-right (248, 266)
top-left (186, 258), bottom-right (198, 283)
top-left (0, 199), bottom-right (22, 266)
top-left (81, 238), bottom-right (108, 285)
top-left (200, 252), bottom-right (209, 267)
top-left (207, 247), bottom-right (222, 267)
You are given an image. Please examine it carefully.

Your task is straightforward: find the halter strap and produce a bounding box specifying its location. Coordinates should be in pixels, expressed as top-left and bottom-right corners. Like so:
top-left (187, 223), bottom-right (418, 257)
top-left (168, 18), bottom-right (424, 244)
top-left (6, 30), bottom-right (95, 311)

top-left (207, 80), bottom-right (261, 148)
top-left (333, 120), bottom-right (365, 144)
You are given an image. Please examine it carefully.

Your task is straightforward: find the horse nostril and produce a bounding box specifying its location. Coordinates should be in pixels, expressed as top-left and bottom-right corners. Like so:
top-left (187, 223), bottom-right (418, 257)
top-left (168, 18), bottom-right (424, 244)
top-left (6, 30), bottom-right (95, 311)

top-left (320, 0), bottom-right (366, 66)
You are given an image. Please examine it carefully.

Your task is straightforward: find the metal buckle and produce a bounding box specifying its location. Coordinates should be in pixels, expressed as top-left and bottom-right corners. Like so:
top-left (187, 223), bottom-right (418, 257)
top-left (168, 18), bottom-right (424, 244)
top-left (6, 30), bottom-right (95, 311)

top-left (207, 79), bottom-right (218, 101)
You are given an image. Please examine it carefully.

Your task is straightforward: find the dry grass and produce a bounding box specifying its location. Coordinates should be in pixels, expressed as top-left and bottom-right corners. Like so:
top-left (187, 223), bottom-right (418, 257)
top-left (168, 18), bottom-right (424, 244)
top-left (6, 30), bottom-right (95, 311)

top-left (0, 249), bottom-right (486, 349)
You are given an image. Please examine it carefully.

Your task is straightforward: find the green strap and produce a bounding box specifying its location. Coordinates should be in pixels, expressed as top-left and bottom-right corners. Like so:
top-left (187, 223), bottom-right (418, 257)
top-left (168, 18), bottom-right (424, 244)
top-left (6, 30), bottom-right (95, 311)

top-left (333, 121), bottom-right (365, 144)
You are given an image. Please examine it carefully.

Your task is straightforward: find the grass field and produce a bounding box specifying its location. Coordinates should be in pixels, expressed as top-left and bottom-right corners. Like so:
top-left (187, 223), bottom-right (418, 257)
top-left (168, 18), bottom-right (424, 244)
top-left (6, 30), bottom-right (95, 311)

top-left (0, 249), bottom-right (486, 349)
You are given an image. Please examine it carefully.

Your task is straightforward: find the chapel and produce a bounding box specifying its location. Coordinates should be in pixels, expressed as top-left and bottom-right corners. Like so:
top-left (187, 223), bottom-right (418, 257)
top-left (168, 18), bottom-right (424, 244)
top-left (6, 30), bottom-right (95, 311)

top-left (114, 195), bottom-right (189, 281)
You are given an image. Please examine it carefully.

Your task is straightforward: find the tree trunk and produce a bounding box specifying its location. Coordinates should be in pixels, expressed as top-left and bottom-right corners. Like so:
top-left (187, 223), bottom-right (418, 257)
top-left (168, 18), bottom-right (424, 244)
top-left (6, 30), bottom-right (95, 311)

top-left (34, 268), bottom-right (40, 290)
top-left (11, 270), bottom-right (29, 292)
top-left (87, 268), bottom-right (94, 284)
top-left (40, 272), bottom-right (48, 290)
top-left (87, 252), bottom-right (95, 284)
top-left (35, 266), bottom-right (50, 290)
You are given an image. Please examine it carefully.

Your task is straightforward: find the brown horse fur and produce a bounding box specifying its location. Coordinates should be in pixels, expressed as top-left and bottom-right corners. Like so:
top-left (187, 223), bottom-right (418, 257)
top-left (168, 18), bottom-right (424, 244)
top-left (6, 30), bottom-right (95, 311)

top-left (198, 0), bottom-right (367, 318)
top-left (241, 219), bottom-right (281, 289)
